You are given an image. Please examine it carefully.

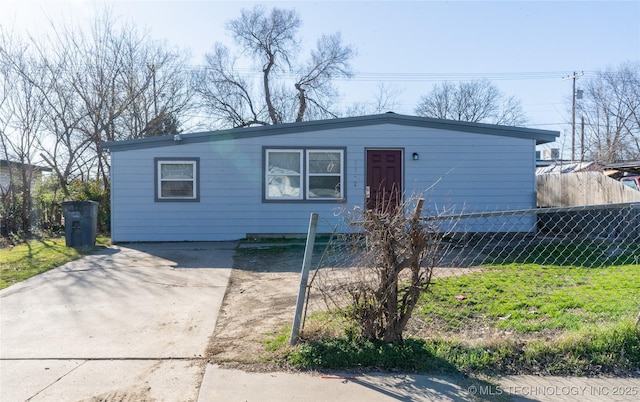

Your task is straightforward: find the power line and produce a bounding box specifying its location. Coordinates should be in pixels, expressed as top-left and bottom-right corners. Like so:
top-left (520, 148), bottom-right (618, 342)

top-left (341, 71), bottom-right (597, 82)
top-left (186, 66), bottom-right (598, 82)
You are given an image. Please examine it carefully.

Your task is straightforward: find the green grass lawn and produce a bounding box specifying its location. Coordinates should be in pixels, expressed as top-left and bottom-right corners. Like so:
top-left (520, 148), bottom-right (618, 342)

top-left (421, 242), bottom-right (640, 334)
top-left (283, 242), bottom-right (640, 375)
top-left (0, 237), bottom-right (110, 289)
top-left (422, 263), bottom-right (639, 333)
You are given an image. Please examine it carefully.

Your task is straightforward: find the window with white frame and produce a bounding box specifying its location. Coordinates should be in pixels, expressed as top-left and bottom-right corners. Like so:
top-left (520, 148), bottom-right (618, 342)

top-left (265, 148), bottom-right (344, 201)
top-left (265, 150), bottom-right (303, 200)
top-left (307, 150), bottom-right (343, 199)
top-left (155, 158), bottom-right (199, 201)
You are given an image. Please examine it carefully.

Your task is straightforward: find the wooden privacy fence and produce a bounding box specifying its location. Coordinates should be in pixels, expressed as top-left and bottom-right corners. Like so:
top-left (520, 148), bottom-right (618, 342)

top-left (537, 171), bottom-right (640, 207)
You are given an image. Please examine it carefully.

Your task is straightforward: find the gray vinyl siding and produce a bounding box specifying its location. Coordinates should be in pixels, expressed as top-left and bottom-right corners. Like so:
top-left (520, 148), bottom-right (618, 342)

top-left (110, 123), bottom-right (539, 242)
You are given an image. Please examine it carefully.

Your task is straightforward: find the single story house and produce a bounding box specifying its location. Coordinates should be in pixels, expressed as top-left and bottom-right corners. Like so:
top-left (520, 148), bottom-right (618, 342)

top-left (0, 160), bottom-right (52, 192)
top-left (103, 113), bottom-right (559, 242)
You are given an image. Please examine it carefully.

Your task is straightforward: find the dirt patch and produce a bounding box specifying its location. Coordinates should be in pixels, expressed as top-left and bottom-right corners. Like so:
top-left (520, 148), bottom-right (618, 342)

top-left (205, 245), bottom-right (307, 370)
top-left (205, 243), bottom-right (494, 370)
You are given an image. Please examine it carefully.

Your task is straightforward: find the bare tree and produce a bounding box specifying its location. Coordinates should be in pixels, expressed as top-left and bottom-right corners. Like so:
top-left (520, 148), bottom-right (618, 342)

top-left (293, 33), bottom-right (354, 121)
top-left (344, 83), bottom-right (403, 116)
top-left (122, 46), bottom-right (193, 139)
top-left (193, 5), bottom-right (355, 128)
top-left (578, 61), bottom-right (640, 163)
top-left (1, 7), bottom-right (194, 234)
top-left (71, 12), bottom-right (154, 185)
top-left (0, 39), bottom-right (14, 234)
top-left (194, 44), bottom-right (268, 128)
top-left (28, 27), bottom-right (94, 196)
top-left (53, 9), bottom-right (194, 186)
top-left (415, 79), bottom-right (527, 126)
top-left (0, 36), bottom-right (47, 232)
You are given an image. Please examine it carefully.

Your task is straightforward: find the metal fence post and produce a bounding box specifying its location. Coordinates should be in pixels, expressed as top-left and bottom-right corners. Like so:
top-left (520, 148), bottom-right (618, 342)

top-left (290, 213), bottom-right (319, 346)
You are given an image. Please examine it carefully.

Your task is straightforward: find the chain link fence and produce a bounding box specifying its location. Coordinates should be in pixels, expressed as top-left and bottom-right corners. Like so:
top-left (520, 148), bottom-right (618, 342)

top-left (301, 202), bottom-right (640, 342)
top-left (430, 202), bottom-right (640, 269)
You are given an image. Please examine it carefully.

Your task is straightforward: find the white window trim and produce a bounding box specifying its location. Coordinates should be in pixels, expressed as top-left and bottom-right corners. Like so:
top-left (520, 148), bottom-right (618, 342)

top-left (156, 159), bottom-right (199, 201)
top-left (264, 148), bottom-right (345, 202)
top-left (306, 149), bottom-right (344, 200)
top-left (265, 149), bottom-right (304, 200)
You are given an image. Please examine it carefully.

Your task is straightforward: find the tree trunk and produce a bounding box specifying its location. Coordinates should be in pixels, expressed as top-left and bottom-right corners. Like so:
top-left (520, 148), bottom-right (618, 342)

top-left (263, 55), bottom-right (279, 124)
top-left (295, 83), bottom-right (306, 122)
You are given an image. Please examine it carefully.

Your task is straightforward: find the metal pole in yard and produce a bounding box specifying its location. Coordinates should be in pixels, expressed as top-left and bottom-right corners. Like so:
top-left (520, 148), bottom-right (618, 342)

top-left (290, 213), bottom-right (319, 346)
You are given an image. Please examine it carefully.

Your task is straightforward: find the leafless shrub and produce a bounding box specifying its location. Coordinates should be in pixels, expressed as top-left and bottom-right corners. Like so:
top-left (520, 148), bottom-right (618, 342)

top-left (316, 193), bottom-right (451, 343)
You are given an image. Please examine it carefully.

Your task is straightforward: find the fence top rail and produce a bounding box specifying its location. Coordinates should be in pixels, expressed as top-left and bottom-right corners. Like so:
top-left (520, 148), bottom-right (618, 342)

top-left (423, 202), bottom-right (640, 221)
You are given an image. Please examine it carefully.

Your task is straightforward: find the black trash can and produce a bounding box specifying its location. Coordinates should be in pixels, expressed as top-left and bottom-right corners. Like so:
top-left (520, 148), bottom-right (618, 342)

top-left (62, 201), bottom-right (98, 247)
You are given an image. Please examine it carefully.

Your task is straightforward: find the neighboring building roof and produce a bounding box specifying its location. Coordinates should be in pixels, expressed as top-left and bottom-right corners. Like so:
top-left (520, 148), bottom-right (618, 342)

top-left (102, 112), bottom-right (559, 152)
top-left (536, 161), bottom-right (603, 175)
top-left (0, 160), bottom-right (52, 172)
top-left (603, 161), bottom-right (640, 176)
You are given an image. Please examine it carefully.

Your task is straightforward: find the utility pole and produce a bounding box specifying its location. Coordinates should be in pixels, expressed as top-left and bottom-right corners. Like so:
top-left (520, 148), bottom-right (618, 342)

top-left (563, 71), bottom-right (583, 161)
top-left (149, 64), bottom-right (158, 116)
top-left (580, 115), bottom-right (585, 162)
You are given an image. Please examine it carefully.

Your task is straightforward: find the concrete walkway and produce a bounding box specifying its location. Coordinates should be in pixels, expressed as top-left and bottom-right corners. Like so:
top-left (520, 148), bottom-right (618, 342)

top-left (198, 366), bottom-right (640, 402)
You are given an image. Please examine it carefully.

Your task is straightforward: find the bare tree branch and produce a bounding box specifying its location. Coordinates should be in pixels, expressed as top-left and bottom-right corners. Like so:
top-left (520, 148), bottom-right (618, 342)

top-left (415, 79), bottom-right (527, 126)
top-left (193, 6), bottom-right (355, 128)
top-left (316, 195), bottom-right (450, 343)
top-left (294, 33), bottom-right (354, 122)
top-left (579, 61), bottom-right (640, 162)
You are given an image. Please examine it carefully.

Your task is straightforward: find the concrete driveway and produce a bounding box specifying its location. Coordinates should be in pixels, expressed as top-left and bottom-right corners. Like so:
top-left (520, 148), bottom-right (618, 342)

top-left (0, 242), bottom-right (234, 402)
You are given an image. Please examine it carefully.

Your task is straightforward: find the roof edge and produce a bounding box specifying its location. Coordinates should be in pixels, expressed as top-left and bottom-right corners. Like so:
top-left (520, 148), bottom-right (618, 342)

top-left (0, 159), bottom-right (52, 172)
top-left (103, 113), bottom-right (560, 151)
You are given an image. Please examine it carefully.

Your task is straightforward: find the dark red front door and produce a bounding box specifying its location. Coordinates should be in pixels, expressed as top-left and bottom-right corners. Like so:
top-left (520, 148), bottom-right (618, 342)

top-left (366, 149), bottom-right (402, 211)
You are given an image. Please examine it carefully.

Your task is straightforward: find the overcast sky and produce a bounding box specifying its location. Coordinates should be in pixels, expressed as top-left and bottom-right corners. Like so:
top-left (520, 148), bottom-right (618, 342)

top-left (2, 0), bottom-right (639, 153)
